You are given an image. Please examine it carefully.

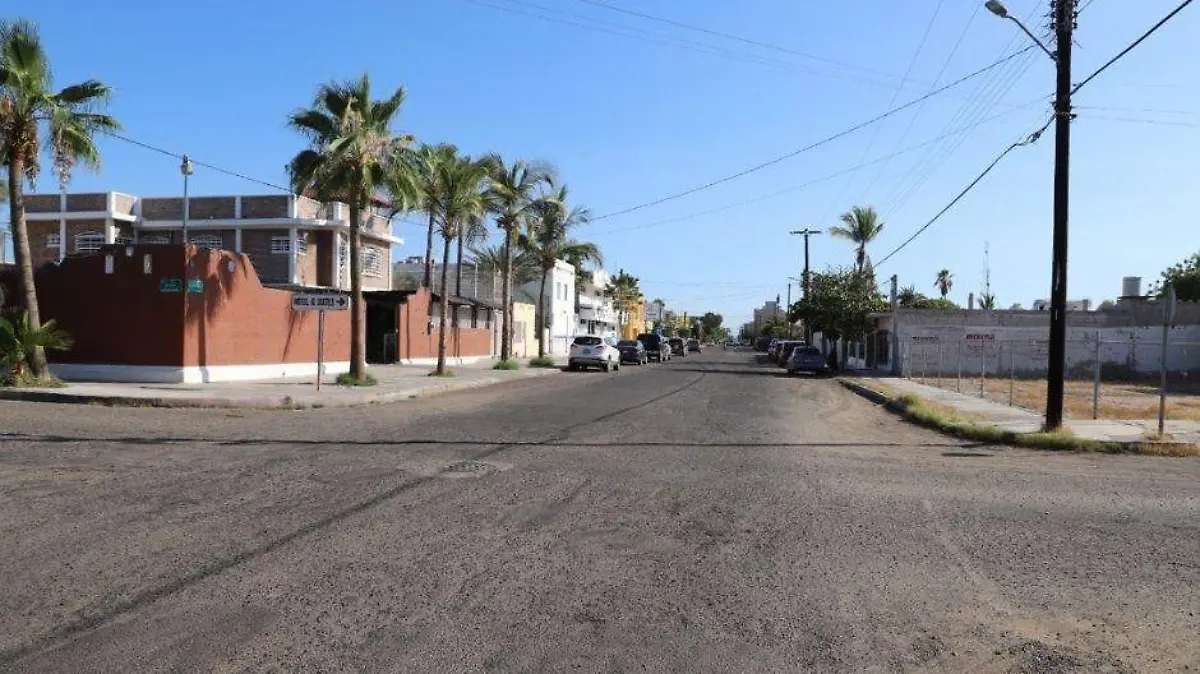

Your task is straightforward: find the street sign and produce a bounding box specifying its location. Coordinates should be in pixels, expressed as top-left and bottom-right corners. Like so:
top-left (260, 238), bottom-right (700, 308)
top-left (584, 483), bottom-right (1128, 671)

top-left (292, 293), bottom-right (349, 312)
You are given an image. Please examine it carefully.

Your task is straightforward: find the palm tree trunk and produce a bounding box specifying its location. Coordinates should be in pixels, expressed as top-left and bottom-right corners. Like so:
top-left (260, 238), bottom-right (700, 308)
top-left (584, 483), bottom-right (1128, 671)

top-left (455, 234), bottom-right (464, 297)
top-left (500, 227), bottom-right (513, 362)
top-left (422, 211), bottom-right (435, 288)
top-left (7, 154), bottom-right (48, 378)
top-left (436, 234), bottom-right (453, 375)
top-left (537, 268), bottom-right (549, 359)
top-left (348, 201), bottom-right (367, 380)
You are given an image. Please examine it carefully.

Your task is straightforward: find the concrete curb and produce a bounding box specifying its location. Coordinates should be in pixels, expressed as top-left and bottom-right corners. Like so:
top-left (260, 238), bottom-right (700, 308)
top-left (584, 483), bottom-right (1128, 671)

top-left (0, 368), bottom-right (562, 410)
top-left (836, 377), bottom-right (1198, 456)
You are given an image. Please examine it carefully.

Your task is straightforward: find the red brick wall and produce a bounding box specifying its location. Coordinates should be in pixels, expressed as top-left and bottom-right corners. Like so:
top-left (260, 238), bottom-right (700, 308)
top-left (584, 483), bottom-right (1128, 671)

top-left (8, 246), bottom-right (349, 370)
top-left (396, 288), bottom-right (492, 360)
top-left (181, 249), bottom-right (349, 367)
top-left (25, 221), bottom-right (61, 267)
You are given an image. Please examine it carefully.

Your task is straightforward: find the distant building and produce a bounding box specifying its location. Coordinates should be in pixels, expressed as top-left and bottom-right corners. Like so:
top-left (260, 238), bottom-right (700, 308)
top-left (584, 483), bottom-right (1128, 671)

top-left (1031, 298), bottom-right (1091, 312)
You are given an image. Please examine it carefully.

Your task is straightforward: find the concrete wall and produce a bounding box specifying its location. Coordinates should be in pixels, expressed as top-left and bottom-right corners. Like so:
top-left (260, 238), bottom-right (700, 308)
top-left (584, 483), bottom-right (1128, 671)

top-left (511, 302), bottom-right (536, 359)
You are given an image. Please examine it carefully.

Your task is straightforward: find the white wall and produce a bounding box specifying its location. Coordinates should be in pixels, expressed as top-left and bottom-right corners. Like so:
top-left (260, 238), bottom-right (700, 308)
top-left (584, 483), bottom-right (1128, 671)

top-left (520, 259), bottom-right (577, 357)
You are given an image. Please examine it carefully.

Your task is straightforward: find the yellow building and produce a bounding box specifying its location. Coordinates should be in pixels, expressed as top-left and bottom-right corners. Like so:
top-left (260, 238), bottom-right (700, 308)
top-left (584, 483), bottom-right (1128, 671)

top-left (621, 298), bottom-right (646, 340)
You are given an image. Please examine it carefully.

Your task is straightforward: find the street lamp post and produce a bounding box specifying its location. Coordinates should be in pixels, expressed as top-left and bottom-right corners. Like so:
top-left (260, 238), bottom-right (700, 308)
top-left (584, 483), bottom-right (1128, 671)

top-left (986, 0), bottom-right (1073, 430)
top-left (180, 155), bottom-right (194, 245)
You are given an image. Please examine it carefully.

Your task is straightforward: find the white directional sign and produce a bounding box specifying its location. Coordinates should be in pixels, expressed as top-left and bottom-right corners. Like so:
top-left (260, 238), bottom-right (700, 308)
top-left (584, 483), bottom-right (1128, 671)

top-left (292, 293), bottom-right (349, 312)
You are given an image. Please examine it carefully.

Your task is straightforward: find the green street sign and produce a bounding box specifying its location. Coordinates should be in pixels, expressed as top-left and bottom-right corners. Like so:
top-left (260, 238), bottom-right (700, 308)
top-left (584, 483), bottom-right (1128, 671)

top-left (159, 278), bottom-right (183, 293)
top-left (187, 279), bottom-right (205, 293)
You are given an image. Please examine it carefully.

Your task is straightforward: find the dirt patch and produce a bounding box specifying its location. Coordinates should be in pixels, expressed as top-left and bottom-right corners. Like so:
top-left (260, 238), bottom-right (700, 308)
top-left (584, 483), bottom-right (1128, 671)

top-left (913, 377), bottom-right (1200, 421)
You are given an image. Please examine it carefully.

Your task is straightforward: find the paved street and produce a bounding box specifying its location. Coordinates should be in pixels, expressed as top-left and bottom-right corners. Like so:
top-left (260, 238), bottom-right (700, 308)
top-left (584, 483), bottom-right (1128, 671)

top-left (1, 350), bottom-right (1197, 673)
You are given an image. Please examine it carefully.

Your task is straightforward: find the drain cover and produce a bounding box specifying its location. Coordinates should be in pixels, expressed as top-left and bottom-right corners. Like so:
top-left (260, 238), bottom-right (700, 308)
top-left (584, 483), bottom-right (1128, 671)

top-left (440, 460), bottom-right (498, 478)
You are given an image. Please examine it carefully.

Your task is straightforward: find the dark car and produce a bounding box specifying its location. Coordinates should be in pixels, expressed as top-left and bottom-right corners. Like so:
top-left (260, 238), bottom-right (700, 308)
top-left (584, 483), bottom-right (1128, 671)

top-left (668, 337), bottom-right (687, 357)
top-left (687, 339), bottom-right (701, 353)
top-left (787, 345), bottom-right (828, 375)
top-left (616, 339), bottom-right (649, 365)
top-left (637, 333), bottom-right (671, 362)
top-left (775, 340), bottom-right (804, 366)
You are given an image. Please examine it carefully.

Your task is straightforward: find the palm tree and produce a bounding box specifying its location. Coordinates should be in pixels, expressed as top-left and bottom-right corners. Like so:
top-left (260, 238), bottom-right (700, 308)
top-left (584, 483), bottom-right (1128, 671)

top-left (456, 210), bottom-right (490, 296)
top-left (605, 268), bottom-right (641, 330)
top-left (934, 269), bottom-right (953, 299)
top-left (829, 205), bottom-right (885, 273)
top-left (1, 19), bottom-right (119, 377)
top-left (470, 243), bottom-right (540, 288)
top-left (979, 293), bottom-right (997, 310)
top-left (287, 74), bottom-right (413, 382)
top-left (394, 143), bottom-right (456, 288)
top-left (521, 187), bottom-right (602, 358)
top-left (486, 157), bottom-right (554, 362)
top-left (428, 153), bottom-right (491, 375)
top-left (0, 310), bottom-right (72, 381)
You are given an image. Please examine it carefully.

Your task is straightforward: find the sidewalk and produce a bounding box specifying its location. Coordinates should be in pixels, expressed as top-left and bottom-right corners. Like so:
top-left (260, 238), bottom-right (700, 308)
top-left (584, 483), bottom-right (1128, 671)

top-left (0, 359), bottom-right (566, 410)
top-left (847, 376), bottom-right (1200, 445)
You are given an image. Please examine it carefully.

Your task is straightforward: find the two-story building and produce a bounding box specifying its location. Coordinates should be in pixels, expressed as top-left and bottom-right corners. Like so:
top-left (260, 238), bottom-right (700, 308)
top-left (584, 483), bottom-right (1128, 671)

top-left (576, 269), bottom-right (620, 340)
top-left (519, 259), bottom-right (577, 357)
top-left (22, 191), bottom-right (401, 289)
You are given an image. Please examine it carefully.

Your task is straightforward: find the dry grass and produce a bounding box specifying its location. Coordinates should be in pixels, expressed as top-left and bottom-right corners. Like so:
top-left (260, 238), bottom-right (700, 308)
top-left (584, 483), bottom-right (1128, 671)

top-left (914, 376), bottom-right (1200, 421)
top-left (842, 378), bottom-right (1198, 457)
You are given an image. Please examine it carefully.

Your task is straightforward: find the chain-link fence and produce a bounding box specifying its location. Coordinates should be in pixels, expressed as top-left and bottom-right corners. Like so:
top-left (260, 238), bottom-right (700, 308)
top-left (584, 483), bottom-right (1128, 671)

top-left (900, 333), bottom-right (1200, 426)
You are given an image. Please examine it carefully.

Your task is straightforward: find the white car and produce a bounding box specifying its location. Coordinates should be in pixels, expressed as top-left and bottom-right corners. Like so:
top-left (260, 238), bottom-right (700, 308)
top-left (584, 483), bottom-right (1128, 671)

top-left (568, 336), bottom-right (621, 372)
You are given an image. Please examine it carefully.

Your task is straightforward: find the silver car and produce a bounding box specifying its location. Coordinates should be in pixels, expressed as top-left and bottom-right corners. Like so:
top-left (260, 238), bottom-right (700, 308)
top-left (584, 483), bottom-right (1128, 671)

top-left (787, 345), bottom-right (828, 375)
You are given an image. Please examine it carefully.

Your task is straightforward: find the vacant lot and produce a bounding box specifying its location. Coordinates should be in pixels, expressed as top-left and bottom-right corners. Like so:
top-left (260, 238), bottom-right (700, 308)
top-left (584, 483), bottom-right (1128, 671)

top-left (915, 375), bottom-right (1200, 420)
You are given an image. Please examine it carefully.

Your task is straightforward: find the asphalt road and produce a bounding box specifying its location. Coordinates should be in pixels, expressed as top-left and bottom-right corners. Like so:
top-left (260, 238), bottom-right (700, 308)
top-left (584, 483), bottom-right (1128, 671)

top-left (1, 350), bottom-right (1197, 673)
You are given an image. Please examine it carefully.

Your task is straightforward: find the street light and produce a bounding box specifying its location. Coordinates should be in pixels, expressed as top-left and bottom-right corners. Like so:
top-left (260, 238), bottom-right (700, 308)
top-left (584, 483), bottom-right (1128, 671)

top-left (985, 0), bottom-right (1057, 61)
top-left (180, 154), bottom-right (194, 245)
top-left (986, 0), bottom-right (1075, 430)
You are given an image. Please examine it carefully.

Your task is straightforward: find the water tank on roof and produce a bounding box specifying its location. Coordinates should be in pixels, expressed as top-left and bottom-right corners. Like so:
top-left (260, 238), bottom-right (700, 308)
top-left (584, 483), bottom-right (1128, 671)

top-left (1121, 277), bottom-right (1142, 298)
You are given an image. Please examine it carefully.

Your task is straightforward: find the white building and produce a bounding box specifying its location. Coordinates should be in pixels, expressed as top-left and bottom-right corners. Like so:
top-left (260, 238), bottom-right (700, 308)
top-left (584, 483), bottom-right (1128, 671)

top-left (519, 259), bottom-right (577, 357)
top-left (577, 269), bottom-right (621, 339)
top-left (645, 298), bottom-right (667, 323)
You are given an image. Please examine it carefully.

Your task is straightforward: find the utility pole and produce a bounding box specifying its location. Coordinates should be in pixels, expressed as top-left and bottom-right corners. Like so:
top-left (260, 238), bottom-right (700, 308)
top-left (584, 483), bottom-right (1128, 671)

top-left (1045, 0), bottom-right (1076, 430)
top-left (785, 282), bottom-right (792, 339)
top-left (789, 229), bottom-right (821, 300)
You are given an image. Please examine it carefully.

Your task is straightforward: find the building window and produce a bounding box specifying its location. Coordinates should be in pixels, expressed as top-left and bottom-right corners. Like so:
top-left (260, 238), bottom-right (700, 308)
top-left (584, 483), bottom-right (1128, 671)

top-left (45, 233), bottom-right (61, 248)
top-left (74, 230), bottom-right (105, 253)
top-left (360, 246), bottom-right (383, 277)
top-left (270, 235), bottom-right (292, 254)
top-left (338, 240), bottom-right (349, 286)
top-left (115, 233), bottom-right (134, 246)
top-left (141, 234), bottom-right (171, 245)
top-left (295, 234), bottom-right (308, 255)
top-left (190, 234), bottom-right (223, 250)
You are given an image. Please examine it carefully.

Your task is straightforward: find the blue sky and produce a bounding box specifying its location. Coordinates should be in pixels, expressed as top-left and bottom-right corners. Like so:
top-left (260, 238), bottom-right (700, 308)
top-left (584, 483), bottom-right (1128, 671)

top-left (6, 0), bottom-right (1199, 326)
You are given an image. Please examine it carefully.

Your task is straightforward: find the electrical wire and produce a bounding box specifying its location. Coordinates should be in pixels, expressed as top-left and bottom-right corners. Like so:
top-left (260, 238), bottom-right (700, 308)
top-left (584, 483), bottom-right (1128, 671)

top-left (1071, 0), bottom-right (1196, 94)
top-left (874, 115), bottom-right (1053, 268)
top-left (588, 47), bottom-right (1033, 222)
top-left (818, 0), bottom-right (946, 220)
top-left (464, 0), bottom-right (882, 82)
top-left (587, 99), bottom-right (1046, 237)
top-left (570, 0), bottom-right (913, 84)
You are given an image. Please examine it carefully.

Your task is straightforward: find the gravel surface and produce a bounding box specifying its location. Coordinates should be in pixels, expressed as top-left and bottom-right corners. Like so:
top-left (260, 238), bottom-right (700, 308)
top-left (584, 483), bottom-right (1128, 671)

top-left (0, 351), bottom-right (1196, 672)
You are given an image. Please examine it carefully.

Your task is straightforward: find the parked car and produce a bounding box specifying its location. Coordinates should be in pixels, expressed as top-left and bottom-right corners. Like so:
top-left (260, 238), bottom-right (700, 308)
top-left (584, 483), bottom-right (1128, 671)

top-left (568, 336), bottom-right (621, 372)
top-left (788, 345), bottom-right (829, 375)
top-left (616, 339), bottom-right (649, 365)
top-left (668, 337), bottom-right (688, 357)
top-left (637, 333), bottom-right (671, 362)
top-left (775, 340), bottom-right (804, 366)
top-left (687, 339), bottom-right (701, 353)
top-left (766, 338), bottom-right (782, 360)
top-left (755, 337), bottom-right (772, 352)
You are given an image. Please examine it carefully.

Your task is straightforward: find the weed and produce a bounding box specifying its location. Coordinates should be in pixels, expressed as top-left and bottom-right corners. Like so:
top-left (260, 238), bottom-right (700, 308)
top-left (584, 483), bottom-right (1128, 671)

top-left (492, 359), bottom-right (520, 371)
top-left (528, 356), bottom-right (558, 368)
top-left (335, 372), bottom-right (378, 387)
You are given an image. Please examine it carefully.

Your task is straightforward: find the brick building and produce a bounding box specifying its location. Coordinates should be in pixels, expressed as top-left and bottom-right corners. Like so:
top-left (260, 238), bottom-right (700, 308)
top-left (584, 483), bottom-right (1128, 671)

top-left (22, 191), bottom-right (400, 290)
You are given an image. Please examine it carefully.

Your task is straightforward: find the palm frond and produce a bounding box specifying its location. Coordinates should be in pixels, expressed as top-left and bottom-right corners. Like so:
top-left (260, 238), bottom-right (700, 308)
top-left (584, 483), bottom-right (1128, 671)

top-left (52, 79), bottom-right (111, 105)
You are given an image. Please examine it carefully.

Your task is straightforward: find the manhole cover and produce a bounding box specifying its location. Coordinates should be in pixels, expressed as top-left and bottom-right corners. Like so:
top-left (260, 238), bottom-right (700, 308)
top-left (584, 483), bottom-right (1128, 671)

top-left (440, 460), bottom-right (499, 478)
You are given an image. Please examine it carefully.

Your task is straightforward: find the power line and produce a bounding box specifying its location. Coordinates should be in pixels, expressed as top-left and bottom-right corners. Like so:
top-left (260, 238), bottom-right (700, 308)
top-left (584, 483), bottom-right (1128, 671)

top-left (821, 0), bottom-right (946, 217)
top-left (1078, 113), bottom-right (1199, 128)
top-left (101, 131), bottom-right (429, 228)
top-left (464, 0), bottom-right (871, 82)
top-left (588, 98), bottom-right (1047, 236)
top-left (1072, 0), bottom-right (1195, 94)
top-left (874, 116), bottom-right (1053, 268)
top-left (589, 47), bottom-right (1033, 222)
top-left (571, 0), bottom-right (911, 83)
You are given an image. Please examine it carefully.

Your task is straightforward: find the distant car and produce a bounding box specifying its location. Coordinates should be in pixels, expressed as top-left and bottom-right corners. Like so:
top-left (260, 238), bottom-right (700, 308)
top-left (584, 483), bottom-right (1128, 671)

top-left (687, 339), bottom-right (701, 353)
top-left (616, 339), bottom-right (649, 365)
top-left (766, 339), bottom-right (782, 360)
top-left (568, 336), bottom-right (621, 372)
top-left (788, 345), bottom-right (828, 375)
top-left (755, 337), bottom-right (772, 352)
top-left (637, 333), bottom-right (671, 362)
top-left (668, 338), bottom-right (688, 356)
